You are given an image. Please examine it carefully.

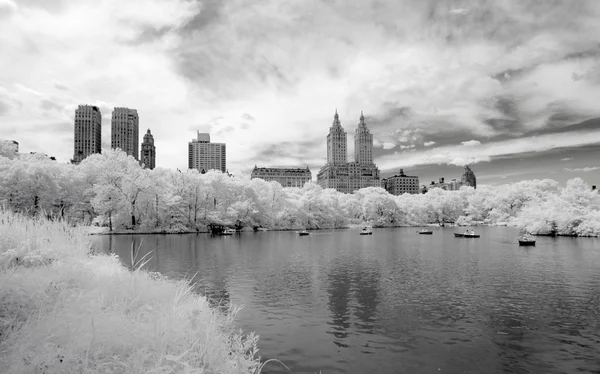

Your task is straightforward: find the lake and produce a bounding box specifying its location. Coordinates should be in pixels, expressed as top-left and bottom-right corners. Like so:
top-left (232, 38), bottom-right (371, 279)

top-left (91, 227), bottom-right (600, 374)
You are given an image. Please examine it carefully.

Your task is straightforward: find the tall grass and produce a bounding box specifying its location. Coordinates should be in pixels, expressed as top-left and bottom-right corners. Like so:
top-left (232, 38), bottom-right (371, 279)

top-left (0, 210), bottom-right (263, 373)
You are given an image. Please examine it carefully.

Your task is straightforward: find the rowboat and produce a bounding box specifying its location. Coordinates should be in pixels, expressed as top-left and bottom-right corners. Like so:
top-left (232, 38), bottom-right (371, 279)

top-left (454, 233), bottom-right (480, 238)
top-left (360, 227), bottom-right (373, 235)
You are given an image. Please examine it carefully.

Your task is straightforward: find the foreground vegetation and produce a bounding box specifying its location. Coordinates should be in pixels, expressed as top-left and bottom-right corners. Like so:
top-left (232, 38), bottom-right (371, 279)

top-left (0, 211), bottom-right (262, 373)
top-left (1, 141), bottom-right (599, 236)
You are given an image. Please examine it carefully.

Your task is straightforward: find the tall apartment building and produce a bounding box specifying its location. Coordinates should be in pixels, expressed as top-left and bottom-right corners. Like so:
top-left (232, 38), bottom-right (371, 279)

top-left (251, 166), bottom-right (312, 188)
top-left (317, 111), bottom-right (380, 193)
top-left (140, 129), bottom-right (156, 169)
top-left (72, 105), bottom-right (102, 164)
top-left (111, 107), bottom-right (139, 160)
top-left (461, 165), bottom-right (477, 189)
top-left (382, 169), bottom-right (420, 195)
top-left (188, 132), bottom-right (226, 173)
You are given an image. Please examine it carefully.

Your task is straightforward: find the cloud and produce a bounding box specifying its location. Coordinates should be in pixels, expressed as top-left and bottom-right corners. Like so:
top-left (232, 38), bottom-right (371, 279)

top-left (2, 0), bottom-right (600, 176)
top-left (0, 0), bottom-right (16, 18)
top-left (377, 129), bottom-right (600, 170)
top-left (52, 80), bottom-right (69, 91)
top-left (449, 8), bottom-right (468, 15)
top-left (461, 140), bottom-right (481, 147)
top-left (561, 157), bottom-right (573, 161)
top-left (564, 166), bottom-right (599, 172)
top-left (241, 113), bottom-right (255, 121)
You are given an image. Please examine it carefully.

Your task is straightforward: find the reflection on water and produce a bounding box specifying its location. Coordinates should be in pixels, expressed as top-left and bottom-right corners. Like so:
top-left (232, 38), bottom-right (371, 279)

top-left (93, 227), bottom-right (600, 374)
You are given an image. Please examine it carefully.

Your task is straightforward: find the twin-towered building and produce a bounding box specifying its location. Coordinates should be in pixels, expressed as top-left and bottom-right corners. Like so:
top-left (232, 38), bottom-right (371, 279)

top-left (72, 105), bottom-right (155, 169)
top-left (316, 111), bottom-right (381, 193)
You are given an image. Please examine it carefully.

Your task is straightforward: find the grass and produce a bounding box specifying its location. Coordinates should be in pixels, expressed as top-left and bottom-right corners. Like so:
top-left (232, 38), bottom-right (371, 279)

top-left (0, 210), bottom-right (266, 373)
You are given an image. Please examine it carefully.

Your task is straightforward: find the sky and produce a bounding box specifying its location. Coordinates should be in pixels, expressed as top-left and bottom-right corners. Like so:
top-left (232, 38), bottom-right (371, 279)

top-left (1, 0), bottom-right (600, 187)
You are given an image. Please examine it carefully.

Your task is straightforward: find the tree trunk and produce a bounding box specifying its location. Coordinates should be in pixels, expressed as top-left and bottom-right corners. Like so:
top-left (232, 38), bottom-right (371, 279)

top-left (109, 211), bottom-right (113, 232)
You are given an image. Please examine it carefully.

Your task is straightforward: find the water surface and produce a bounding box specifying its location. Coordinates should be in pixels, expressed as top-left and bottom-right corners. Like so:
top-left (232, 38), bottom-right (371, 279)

top-left (93, 227), bottom-right (600, 374)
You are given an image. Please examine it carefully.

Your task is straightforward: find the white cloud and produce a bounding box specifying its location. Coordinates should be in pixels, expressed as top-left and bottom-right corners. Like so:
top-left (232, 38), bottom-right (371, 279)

top-left (377, 129), bottom-right (600, 169)
top-left (423, 141), bottom-right (436, 147)
top-left (461, 140), bottom-right (481, 147)
top-left (564, 166), bottom-right (599, 172)
top-left (2, 0), bottom-right (600, 175)
top-left (450, 8), bottom-right (469, 15)
top-left (561, 157), bottom-right (573, 161)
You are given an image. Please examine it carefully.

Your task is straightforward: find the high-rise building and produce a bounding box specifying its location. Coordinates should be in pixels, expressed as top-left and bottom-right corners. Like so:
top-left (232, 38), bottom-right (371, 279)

top-left (382, 169), bottom-right (420, 195)
top-left (461, 165), bottom-right (477, 189)
top-left (111, 107), bottom-right (139, 160)
top-left (188, 132), bottom-right (226, 173)
top-left (251, 166), bottom-right (312, 188)
top-left (317, 111), bottom-right (380, 193)
top-left (140, 129), bottom-right (156, 169)
top-left (354, 112), bottom-right (373, 164)
top-left (72, 105), bottom-right (102, 164)
top-left (327, 110), bottom-right (347, 165)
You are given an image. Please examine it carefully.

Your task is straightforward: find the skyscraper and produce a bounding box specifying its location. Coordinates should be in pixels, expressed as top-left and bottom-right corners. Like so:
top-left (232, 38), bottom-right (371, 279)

top-left (354, 112), bottom-right (373, 164)
top-left (188, 132), bottom-right (226, 173)
top-left (111, 107), bottom-right (139, 160)
top-left (72, 105), bottom-right (102, 164)
top-left (141, 129), bottom-right (156, 169)
top-left (327, 110), bottom-right (347, 165)
top-left (317, 111), bottom-right (380, 193)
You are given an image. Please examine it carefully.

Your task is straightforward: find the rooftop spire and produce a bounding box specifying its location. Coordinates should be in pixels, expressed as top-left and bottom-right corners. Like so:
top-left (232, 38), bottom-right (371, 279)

top-left (332, 109), bottom-right (341, 128)
top-left (358, 111), bottom-right (366, 128)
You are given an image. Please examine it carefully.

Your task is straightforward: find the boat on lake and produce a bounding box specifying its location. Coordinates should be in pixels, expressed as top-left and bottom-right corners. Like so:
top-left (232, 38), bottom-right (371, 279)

top-left (518, 233), bottom-right (536, 246)
top-left (359, 227), bottom-right (373, 235)
top-left (298, 230), bottom-right (310, 236)
top-left (418, 229), bottom-right (433, 235)
top-left (455, 230), bottom-right (480, 238)
top-left (220, 229), bottom-right (236, 236)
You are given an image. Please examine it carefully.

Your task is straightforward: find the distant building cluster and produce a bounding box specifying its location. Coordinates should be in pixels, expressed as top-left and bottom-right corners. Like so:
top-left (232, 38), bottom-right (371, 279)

top-left (251, 166), bottom-right (312, 188)
top-left (71, 105), bottom-right (155, 169)
top-left (188, 132), bottom-right (227, 173)
top-left (382, 169), bottom-right (420, 195)
top-left (10, 105), bottom-right (491, 194)
top-left (422, 165), bottom-right (477, 193)
top-left (316, 111), bottom-right (380, 193)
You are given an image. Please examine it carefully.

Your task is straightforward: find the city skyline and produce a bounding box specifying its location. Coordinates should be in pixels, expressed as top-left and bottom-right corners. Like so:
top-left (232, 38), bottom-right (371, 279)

top-left (2, 0), bottom-right (600, 186)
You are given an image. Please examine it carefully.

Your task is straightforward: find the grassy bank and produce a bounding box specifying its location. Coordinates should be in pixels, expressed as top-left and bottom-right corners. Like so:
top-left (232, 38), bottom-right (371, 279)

top-left (0, 211), bottom-right (263, 373)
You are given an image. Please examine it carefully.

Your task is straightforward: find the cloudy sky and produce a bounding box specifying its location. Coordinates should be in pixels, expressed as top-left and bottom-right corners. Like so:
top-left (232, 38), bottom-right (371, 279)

top-left (2, 0), bottom-right (600, 186)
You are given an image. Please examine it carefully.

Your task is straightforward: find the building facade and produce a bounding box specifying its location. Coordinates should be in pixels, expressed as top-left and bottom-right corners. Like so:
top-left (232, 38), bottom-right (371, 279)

top-left (251, 166), bottom-right (312, 188)
top-left (317, 111), bottom-right (380, 193)
top-left (140, 129), bottom-right (156, 169)
top-left (382, 169), bottom-right (420, 195)
top-left (72, 105), bottom-right (102, 164)
top-left (428, 177), bottom-right (464, 191)
top-left (188, 132), bottom-right (226, 173)
top-left (111, 107), bottom-right (139, 160)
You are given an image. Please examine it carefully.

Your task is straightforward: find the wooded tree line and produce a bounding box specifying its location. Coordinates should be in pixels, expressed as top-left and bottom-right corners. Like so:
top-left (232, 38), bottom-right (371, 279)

top-left (1, 143), bottom-right (599, 236)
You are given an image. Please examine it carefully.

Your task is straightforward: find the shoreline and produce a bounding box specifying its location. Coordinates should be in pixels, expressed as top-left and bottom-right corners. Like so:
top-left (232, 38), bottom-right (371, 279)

top-left (85, 224), bottom-right (600, 237)
top-left (0, 211), bottom-right (262, 373)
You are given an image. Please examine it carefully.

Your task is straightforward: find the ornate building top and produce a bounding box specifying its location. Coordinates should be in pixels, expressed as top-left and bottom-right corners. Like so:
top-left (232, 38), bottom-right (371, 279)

top-left (142, 129), bottom-right (154, 145)
top-left (461, 165), bottom-right (477, 189)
